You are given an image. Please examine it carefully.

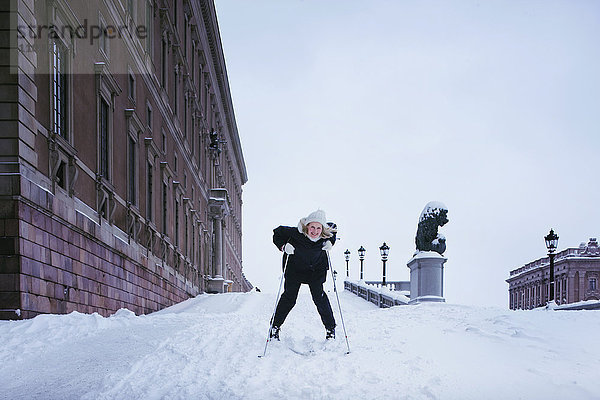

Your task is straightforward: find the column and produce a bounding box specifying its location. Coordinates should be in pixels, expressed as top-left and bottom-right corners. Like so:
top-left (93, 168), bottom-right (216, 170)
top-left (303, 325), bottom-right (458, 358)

top-left (207, 188), bottom-right (228, 293)
top-left (213, 216), bottom-right (223, 278)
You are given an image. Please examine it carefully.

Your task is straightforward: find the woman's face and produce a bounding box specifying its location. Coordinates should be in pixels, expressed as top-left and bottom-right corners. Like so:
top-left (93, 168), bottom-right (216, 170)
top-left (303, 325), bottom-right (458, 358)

top-left (306, 222), bottom-right (323, 239)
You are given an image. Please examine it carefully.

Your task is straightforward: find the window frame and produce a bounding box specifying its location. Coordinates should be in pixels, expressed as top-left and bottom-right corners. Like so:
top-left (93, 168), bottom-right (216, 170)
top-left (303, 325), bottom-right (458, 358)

top-left (98, 95), bottom-right (111, 180)
top-left (125, 109), bottom-right (144, 208)
top-left (50, 37), bottom-right (70, 140)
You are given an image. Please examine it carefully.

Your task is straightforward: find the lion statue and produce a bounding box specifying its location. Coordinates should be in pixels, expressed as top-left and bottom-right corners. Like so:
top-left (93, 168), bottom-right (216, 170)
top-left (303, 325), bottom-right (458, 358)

top-left (415, 201), bottom-right (449, 255)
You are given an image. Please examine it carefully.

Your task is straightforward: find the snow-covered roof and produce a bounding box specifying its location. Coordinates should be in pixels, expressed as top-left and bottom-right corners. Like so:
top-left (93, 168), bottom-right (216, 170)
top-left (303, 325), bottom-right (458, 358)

top-left (509, 237), bottom-right (600, 278)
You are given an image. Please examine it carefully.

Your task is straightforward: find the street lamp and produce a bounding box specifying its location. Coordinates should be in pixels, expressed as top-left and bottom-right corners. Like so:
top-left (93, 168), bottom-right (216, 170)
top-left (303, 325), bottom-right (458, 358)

top-left (544, 229), bottom-right (559, 305)
top-left (379, 242), bottom-right (390, 287)
top-left (358, 246), bottom-right (366, 280)
top-left (344, 249), bottom-right (351, 277)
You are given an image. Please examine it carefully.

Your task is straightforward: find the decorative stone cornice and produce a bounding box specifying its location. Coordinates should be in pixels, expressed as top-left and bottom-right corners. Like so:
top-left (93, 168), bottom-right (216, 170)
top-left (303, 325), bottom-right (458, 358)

top-left (580, 238), bottom-right (599, 256)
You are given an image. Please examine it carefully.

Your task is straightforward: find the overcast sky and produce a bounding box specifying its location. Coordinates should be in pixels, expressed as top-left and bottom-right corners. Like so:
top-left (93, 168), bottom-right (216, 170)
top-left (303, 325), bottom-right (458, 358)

top-left (214, 0), bottom-right (600, 307)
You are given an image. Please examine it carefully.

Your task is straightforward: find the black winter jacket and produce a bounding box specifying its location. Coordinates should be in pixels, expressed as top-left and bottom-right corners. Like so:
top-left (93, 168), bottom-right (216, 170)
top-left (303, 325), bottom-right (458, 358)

top-left (273, 225), bottom-right (336, 275)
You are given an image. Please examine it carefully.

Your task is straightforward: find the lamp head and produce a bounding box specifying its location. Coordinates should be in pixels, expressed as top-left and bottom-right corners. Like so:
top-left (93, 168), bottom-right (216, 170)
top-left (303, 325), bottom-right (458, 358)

top-left (379, 242), bottom-right (390, 260)
top-left (358, 246), bottom-right (366, 260)
top-left (544, 229), bottom-right (559, 253)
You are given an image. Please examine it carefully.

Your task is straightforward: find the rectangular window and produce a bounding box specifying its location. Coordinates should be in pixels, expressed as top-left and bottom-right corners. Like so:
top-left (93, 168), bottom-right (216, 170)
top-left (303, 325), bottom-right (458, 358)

top-left (185, 215), bottom-right (189, 256)
top-left (161, 39), bottom-right (167, 87)
top-left (128, 136), bottom-right (136, 205)
top-left (198, 65), bottom-right (202, 96)
top-left (591, 278), bottom-right (598, 291)
top-left (147, 162), bottom-right (153, 222)
top-left (147, 105), bottom-right (152, 129)
top-left (52, 40), bottom-right (67, 138)
top-left (183, 96), bottom-right (187, 139)
top-left (175, 199), bottom-right (180, 247)
top-left (128, 72), bottom-right (136, 102)
top-left (162, 182), bottom-right (168, 234)
top-left (174, 70), bottom-right (178, 115)
top-left (198, 132), bottom-right (202, 166)
top-left (191, 224), bottom-right (195, 264)
top-left (204, 86), bottom-right (209, 118)
top-left (184, 15), bottom-right (188, 58)
top-left (192, 43), bottom-right (196, 83)
top-left (99, 98), bottom-right (109, 178)
top-left (162, 130), bottom-right (167, 153)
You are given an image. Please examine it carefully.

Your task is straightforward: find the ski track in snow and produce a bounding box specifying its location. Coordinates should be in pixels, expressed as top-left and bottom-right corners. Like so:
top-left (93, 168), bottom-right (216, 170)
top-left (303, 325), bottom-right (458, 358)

top-left (1, 289), bottom-right (600, 400)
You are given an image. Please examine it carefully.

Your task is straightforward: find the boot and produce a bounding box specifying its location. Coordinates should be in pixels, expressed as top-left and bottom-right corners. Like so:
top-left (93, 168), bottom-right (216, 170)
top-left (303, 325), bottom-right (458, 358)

top-left (326, 327), bottom-right (335, 340)
top-left (269, 325), bottom-right (280, 341)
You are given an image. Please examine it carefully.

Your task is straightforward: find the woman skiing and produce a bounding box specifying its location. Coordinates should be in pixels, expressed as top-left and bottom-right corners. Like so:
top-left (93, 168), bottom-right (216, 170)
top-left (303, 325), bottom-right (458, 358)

top-left (270, 209), bottom-right (337, 341)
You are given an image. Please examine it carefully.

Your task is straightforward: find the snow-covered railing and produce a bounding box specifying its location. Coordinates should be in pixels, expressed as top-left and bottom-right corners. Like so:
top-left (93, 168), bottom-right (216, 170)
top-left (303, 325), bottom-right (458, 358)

top-left (555, 300), bottom-right (600, 311)
top-left (364, 280), bottom-right (410, 292)
top-left (344, 279), bottom-right (410, 308)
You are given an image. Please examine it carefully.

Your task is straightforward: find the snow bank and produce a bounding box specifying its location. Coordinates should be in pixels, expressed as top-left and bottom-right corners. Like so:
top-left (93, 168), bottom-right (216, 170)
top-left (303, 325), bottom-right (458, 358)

top-left (1, 291), bottom-right (599, 399)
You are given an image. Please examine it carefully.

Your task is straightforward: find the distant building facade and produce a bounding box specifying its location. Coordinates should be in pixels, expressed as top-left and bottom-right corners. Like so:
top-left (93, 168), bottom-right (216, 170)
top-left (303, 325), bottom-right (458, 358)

top-left (1, 0), bottom-right (250, 320)
top-left (507, 238), bottom-right (600, 310)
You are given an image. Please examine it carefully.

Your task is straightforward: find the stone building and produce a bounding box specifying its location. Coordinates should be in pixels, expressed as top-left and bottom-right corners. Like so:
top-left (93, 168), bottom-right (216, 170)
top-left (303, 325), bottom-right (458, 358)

top-left (506, 238), bottom-right (600, 310)
top-left (0, 0), bottom-right (250, 320)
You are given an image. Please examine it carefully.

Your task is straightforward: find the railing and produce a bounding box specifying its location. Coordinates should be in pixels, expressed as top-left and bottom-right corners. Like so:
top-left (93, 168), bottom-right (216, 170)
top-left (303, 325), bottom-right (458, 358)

top-left (364, 280), bottom-right (411, 292)
top-left (509, 247), bottom-right (594, 277)
top-left (344, 279), bottom-right (410, 308)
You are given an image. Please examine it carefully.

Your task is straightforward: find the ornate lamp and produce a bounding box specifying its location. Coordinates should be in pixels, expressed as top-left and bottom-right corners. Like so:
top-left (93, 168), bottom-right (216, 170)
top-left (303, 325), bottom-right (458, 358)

top-left (358, 246), bottom-right (366, 280)
top-left (545, 229), bottom-right (559, 253)
top-left (544, 229), bottom-right (559, 306)
top-left (344, 249), bottom-right (351, 277)
top-left (379, 242), bottom-right (390, 286)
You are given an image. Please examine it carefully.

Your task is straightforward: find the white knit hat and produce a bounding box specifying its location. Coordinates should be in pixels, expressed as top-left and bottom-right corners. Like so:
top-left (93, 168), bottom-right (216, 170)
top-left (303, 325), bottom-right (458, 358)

top-left (299, 209), bottom-right (327, 228)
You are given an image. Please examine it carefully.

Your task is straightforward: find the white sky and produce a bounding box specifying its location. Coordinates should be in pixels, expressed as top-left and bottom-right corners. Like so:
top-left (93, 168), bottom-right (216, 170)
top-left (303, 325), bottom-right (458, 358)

top-left (214, 0), bottom-right (600, 307)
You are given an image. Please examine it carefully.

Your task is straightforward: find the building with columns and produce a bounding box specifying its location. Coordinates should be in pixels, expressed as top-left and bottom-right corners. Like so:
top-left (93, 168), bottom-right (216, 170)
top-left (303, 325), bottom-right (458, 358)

top-left (0, 0), bottom-right (250, 320)
top-left (506, 238), bottom-right (600, 310)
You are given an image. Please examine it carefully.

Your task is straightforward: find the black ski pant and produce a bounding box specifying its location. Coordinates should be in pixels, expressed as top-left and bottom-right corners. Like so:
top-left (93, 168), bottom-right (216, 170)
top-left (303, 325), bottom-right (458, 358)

top-left (272, 271), bottom-right (336, 330)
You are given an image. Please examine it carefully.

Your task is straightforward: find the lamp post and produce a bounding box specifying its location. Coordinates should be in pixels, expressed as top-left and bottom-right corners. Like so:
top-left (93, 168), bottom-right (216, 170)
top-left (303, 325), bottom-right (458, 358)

top-left (344, 249), bottom-right (350, 277)
top-left (379, 242), bottom-right (390, 287)
top-left (544, 229), bottom-right (559, 305)
top-left (358, 246), bottom-right (366, 280)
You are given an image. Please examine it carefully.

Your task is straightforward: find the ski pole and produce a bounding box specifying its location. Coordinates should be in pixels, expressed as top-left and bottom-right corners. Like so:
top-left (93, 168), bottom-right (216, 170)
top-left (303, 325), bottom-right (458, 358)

top-left (327, 251), bottom-right (350, 354)
top-left (259, 252), bottom-right (290, 358)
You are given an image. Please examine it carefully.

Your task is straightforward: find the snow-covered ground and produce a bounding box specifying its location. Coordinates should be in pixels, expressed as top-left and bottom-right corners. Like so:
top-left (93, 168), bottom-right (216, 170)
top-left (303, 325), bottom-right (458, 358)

top-left (1, 288), bottom-right (599, 400)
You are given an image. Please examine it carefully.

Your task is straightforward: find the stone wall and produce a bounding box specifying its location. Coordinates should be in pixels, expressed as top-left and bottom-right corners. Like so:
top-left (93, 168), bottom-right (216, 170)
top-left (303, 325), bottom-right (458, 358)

top-left (0, 173), bottom-right (194, 320)
top-left (0, 0), bottom-right (250, 320)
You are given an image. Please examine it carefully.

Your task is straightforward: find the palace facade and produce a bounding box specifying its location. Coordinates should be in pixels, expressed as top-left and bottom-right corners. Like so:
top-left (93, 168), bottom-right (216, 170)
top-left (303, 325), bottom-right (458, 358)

top-left (0, 0), bottom-right (250, 320)
top-left (507, 238), bottom-right (600, 310)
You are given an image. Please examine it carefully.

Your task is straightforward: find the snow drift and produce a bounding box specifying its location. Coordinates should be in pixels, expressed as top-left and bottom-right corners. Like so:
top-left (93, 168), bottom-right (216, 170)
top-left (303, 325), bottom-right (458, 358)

top-left (1, 289), bottom-right (599, 399)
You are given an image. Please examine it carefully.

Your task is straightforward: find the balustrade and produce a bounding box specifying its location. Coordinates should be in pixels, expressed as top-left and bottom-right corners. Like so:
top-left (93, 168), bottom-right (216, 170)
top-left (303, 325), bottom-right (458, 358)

top-left (344, 279), bottom-right (409, 308)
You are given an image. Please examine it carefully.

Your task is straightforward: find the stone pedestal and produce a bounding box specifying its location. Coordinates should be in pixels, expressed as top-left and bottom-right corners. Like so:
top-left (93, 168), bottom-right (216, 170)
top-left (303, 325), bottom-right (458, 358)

top-left (207, 276), bottom-right (225, 294)
top-left (407, 251), bottom-right (447, 304)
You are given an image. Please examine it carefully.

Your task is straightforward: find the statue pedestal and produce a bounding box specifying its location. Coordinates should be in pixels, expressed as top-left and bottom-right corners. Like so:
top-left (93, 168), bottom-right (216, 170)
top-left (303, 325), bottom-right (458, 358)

top-left (207, 276), bottom-right (225, 294)
top-left (407, 251), bottom-right (447, 304)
